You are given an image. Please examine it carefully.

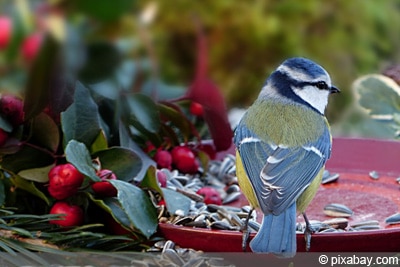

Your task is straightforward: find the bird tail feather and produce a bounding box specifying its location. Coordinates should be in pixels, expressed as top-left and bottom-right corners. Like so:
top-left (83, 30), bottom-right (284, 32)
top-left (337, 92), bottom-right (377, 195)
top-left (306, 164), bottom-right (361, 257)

top-left (250, 202), bottom-right (296, 258)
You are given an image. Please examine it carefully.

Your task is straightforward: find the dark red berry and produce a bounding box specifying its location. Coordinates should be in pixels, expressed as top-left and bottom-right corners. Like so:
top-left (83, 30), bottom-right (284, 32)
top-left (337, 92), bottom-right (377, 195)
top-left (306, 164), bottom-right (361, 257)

top-left (154, 150), bottom-right (172, 169)
top-left (49, 201), bottom-right (84, 227)
top-left (91, 169), bottom-right (117, 197)
top-left (0, 94), bottom-right (24, 126)
top-left (48, 163), bottom-right (85, 200)
top-left (0, 129), bottom-right (8, 147)
top-left (156, 170), bottom-right (167, 188)
top-left (197, 187), bottom-right (222, 205)
top-left (0, 16), bottom-right (12, 50)
top-left (190, 102), bottom-right (204, 117)
top-left (171, 146), bottom-right (199, 174)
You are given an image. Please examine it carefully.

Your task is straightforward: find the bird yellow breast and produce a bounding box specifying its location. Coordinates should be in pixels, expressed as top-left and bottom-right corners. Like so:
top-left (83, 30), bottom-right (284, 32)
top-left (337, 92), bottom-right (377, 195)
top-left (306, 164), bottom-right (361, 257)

top-left (236, 150), bottom-right (260, 208)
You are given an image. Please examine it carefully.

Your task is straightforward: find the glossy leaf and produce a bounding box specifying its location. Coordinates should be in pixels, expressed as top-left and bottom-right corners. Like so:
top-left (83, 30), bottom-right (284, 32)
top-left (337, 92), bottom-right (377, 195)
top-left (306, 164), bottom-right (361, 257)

top-left (92, 147), bottom-right (142, 182)
top-left (79, 42), bottom-right (121, 83)
top-left (90, 130), bottom-right (108, 154)
top-left (109, 180), bottom-right (158, 239)
top-left (65, 140), bottom-right (100, 182)
top-left (24, 34), bottom-right (60, 120)
top-left (354, 74), bottom-right (400, 120)
top-left (126, 94), bottom-right (161, 134)
top-left (139, 166), bottom-right (162, 195)
top-left (161, 188), bottom-right (191, 216)
top-left (10, 175), bottom-right (50, 205)
top-left (0, 146), bottom-right (54, 174)
top-left (0, 180), bottom-right (5, 206)
top-left (17, 164), bottom-right (54, 183)
top-left (30, 113), bottom-right (60, 153)
top-left (119, 121), bottom-right (156, 182)
top-left (0, 115), bottom-right (13, 132)
top-left (61, 82), bottom-right (102, 147)
top-left (88, 194), bottom-right (134, 233)
top-left (158, 102), bottom-right (195, 143)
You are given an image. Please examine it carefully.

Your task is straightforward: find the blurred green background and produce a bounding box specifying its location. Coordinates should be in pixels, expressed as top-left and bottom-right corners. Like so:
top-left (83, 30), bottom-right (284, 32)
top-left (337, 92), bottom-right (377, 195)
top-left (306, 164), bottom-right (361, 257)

top-left (2, 0), bottom-right (400, 138)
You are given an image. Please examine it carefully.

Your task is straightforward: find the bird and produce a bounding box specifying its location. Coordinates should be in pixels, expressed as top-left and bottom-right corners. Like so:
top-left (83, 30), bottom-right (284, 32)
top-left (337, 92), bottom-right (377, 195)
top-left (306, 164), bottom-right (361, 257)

top-left (234, 57), bottom-right (339, 257)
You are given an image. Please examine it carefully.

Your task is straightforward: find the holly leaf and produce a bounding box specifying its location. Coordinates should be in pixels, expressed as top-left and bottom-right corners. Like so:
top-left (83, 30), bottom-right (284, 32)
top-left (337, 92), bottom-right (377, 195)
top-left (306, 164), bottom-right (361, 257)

top-left (354, 74), bottom-right (400, 120)
top-left (61, 82), bottom-right (102, 147)
top-left (92, 147), bottom-right (142, 182)
top-left (109, 180), bottom-right (158, 239)
top-left (65, 140), bottom-right (100, 182)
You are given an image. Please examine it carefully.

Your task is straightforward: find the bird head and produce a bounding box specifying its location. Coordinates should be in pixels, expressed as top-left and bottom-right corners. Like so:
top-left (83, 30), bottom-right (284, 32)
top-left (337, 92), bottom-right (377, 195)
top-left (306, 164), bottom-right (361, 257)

top-left (260, 57), bottom-right (340, 114)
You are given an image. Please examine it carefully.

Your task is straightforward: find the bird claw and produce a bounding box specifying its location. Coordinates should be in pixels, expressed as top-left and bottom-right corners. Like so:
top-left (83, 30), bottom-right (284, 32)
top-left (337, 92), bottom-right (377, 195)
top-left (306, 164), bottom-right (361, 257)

top-left (302, 212), bottom-right (315, 251)
top-left (240, 208), bottom-right (254, 251)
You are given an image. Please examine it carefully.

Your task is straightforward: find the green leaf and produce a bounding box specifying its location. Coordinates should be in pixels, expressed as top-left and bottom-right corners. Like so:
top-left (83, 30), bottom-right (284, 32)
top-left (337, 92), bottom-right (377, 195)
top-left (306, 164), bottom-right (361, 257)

top-left (65, 140), bottom-right (100, 182)
top-left (90, 130), bottom-right (108, 153)
top-left (0, 179), bottom-right (5, 206)
top-left (79, 41), bottom-right (121, 83)
top-left (10, 175), bottom-right (50, 205)
top-left (17, 164), bottom-right (54, 183)
top-left (161, 188), bottom-right (191, 216)
top-left (88, 195), bottom-right (133, 233)
top-left (92, 147), bottom-right (142, 182)
top-left (140, 166), bottom-right (162, 195)
top-left (158, 102), bottom-right (193, 143)
top-left (71, 0), bottom-right (135, 22)
top-left (24, 33), bottom-right (61, 120)
top-left (30, 113), bottom-right (60, 152)
top-left (354, 74), bottom-right (400, 119)
top-left (109, 180), bottom-right (158, 239)
top-left (0, 146), bottom-right (54, 174)
top-left (118, 121), bottom-right (156, 182)
top-left (61, 82), bottom-right (102, 147)
top-left (126, 94), bottom-right (161, 134)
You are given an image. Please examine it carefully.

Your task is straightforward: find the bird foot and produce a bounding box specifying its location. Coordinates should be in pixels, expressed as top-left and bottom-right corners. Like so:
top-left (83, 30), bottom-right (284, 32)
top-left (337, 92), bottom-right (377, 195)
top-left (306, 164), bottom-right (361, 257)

top-left (240, 208), bottom-right (254, 251)
top-left (302, 212), bottom-right (315, 251)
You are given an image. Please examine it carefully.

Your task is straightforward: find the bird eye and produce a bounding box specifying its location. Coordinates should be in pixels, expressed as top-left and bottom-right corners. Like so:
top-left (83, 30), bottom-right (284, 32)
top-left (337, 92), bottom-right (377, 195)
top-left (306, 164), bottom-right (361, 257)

top-left (315, 81), bottom-right (328, 90)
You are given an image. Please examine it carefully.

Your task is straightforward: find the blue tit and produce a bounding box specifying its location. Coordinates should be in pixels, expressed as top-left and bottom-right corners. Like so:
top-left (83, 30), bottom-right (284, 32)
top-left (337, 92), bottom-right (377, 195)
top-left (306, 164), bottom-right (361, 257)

top-left (234, 57), bottom-right (339, 257)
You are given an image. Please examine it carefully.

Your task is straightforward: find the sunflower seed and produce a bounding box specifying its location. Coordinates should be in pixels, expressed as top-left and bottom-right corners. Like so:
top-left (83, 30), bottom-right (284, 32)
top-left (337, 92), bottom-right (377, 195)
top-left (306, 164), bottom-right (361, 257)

top-left (322, 172), bottom-right (340, 184)
top-left (350, 220), bottom-right (379, 228)
top-left (385, 213), bottom-right (400, 225)
top-left (369, 170), bottom-right (379, 180)
top-left (322, 218), bottom-right (348, 229)
top-left (323, 203), bottom-right (353, 217)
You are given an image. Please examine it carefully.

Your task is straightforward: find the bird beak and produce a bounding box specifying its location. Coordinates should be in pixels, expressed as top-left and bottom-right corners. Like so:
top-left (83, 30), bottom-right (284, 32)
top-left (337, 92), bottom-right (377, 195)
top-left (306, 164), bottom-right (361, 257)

top-left (330, 86), bottom-right (340, 94)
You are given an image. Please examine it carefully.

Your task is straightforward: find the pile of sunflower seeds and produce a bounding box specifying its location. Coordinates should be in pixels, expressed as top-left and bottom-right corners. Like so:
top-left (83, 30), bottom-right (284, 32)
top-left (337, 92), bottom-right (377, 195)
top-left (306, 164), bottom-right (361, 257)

top-left (143, 240), bottom-right (234, 267)
top-left (159, 155), bottom-right (400, 235)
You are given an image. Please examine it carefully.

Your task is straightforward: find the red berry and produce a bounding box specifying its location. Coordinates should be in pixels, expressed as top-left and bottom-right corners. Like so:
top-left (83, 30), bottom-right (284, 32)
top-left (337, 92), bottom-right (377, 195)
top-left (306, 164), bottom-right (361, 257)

top-left (154, 150), bottom-right (172, 169)
top-left (48, 163), bottom-right (85, 200)
top-left (196, 187), bottom-right (222, 205)
top-left (49, 201), bottom-right (84, 227)
top-left (189, 102), bottom-right (204, 117)
top-left (0, 16), bottom-right (12, 50)
top-left (21, 33), bottom-right (42, 63)
top-left (156, 170), bottom-right (167, 188)
top-left (0, 94), bottom-right (24, 126)
top-left (0, 129), bottom-right (8, 147)
top-left (91, 169), bottom-right (117, 197)
top-left (171, 146), bottom-right (199, 174)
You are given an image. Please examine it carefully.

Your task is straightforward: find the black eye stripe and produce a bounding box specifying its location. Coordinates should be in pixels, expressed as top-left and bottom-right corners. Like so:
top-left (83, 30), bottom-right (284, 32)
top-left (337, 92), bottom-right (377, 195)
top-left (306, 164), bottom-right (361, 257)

top-left (313, 81), bottom-right (329, 90)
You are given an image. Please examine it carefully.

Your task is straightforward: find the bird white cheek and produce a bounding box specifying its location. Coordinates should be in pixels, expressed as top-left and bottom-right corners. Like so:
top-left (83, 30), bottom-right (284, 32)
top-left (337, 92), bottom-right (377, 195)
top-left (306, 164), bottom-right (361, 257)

top-left (292, 86), bottom-right (329, 114)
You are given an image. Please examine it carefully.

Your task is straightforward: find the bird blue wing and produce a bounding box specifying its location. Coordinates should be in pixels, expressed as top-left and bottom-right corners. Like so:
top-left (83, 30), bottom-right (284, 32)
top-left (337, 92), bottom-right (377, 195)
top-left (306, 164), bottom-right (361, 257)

top-left (235, 123), bottom-right (331, 216)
